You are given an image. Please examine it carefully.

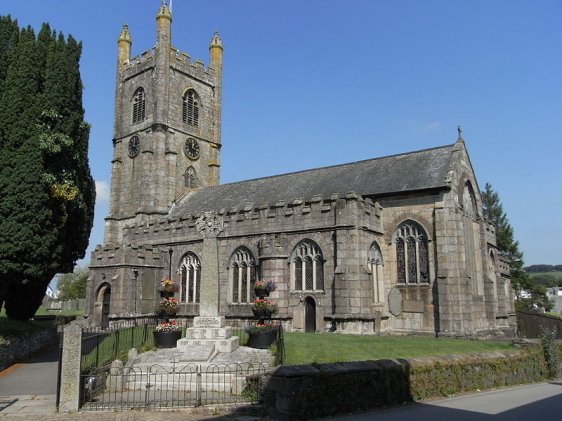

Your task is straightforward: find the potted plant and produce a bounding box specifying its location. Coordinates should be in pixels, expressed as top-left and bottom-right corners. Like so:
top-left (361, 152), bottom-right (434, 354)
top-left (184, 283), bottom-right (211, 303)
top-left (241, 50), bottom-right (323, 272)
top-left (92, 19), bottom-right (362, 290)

top-left (159, 297), bottom-right (180, 316)
top-left (245, 323), bottom-right (279, 349)
top-left (251, 298), bottom-right (277, 319)
top-left (159, 279), bottom-right (178, 297)
top-left (253, 279), bottom-right (276, 298)
top-left (153, 321), bottom-right (182, 348)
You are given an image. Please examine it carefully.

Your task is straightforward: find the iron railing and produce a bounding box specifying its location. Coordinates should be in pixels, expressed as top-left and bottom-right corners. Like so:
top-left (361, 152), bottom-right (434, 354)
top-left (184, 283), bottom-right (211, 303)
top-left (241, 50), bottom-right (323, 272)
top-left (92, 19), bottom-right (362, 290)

top-left (78, 316), bottom-right (285, 410)
top-left (80, 362), bottom-right (271, 410)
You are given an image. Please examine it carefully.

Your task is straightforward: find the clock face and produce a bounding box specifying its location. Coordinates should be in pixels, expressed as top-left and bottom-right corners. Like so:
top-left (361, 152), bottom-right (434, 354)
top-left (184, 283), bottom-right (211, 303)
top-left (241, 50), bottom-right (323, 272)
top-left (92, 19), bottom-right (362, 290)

top-left (128, 136), bottom-right (140, 158)
top-left (184, 138), bottom-right (200, 160)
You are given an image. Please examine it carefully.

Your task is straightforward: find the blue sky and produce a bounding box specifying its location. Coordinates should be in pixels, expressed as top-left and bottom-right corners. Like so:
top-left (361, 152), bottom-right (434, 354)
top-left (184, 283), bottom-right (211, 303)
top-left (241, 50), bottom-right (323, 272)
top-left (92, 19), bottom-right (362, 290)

top-left (1, 0), bottom-right (561, 266)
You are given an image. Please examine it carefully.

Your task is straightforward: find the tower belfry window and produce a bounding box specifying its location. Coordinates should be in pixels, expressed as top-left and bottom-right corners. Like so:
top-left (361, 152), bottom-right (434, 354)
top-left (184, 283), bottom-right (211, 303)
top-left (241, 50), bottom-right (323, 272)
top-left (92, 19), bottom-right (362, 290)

top-left (132, 88), bottom-right (146, 124)
top-left (183, 90), bottom-right (199, 126)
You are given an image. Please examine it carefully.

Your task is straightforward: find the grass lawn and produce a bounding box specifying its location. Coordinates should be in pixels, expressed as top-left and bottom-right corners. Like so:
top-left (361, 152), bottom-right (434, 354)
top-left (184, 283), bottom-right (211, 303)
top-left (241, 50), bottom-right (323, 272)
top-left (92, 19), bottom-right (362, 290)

top-left (283, 332), bottom-right (514, 365)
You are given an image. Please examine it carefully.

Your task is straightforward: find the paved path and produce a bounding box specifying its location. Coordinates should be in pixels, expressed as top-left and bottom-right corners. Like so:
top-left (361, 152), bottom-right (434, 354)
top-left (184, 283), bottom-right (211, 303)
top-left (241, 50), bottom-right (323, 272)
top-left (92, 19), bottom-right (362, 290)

top-left (323, 381), bottom-right (562, 421)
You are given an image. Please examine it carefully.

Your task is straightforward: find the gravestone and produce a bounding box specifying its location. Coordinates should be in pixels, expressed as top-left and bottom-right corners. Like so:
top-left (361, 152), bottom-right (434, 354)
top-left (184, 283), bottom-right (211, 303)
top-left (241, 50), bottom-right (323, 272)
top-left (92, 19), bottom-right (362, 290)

top-left (177, 211), bottom-right (239, 353)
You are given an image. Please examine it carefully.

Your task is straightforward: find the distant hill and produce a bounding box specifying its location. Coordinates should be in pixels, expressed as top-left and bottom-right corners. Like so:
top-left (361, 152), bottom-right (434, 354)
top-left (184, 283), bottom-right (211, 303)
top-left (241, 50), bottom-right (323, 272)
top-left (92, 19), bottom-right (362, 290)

top-left (524, 264), bottom-right (562, 273)
top-left (524, 265), bottom-right (562, 288)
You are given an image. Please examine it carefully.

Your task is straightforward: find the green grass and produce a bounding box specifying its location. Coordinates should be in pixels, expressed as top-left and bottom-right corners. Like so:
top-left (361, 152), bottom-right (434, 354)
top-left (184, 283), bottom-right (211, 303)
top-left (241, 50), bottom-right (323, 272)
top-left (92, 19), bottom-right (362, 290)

top-left (282, 333), bottom-right (514, 365)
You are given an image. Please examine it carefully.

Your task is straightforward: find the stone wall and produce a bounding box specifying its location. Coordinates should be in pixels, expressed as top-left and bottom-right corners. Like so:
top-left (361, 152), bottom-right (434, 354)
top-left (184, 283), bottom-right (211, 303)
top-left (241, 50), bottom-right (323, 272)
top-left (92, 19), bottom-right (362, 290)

top-left (0, 329), bottom-right (56, 371)
top-left (260, 348), bottom-right (549, 420)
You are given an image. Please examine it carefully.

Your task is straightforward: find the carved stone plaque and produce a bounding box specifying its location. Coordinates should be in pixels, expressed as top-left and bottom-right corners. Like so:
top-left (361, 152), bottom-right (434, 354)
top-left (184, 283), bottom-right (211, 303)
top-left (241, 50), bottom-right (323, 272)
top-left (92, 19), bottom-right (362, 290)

top-left (388, 287), bottom-right (403, 317)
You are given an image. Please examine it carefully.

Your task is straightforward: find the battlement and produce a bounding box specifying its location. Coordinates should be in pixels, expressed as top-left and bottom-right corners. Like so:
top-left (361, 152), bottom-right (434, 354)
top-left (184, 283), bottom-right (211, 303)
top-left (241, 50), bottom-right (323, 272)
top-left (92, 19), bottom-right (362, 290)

top-left (121, 192), bottom-right (383, 245)
top-left (124, 48), bottom-right (155, 69)
top-left (170, 47), bottom-right (216, 82)
top-left (91, 243), bottom-right (164, 267)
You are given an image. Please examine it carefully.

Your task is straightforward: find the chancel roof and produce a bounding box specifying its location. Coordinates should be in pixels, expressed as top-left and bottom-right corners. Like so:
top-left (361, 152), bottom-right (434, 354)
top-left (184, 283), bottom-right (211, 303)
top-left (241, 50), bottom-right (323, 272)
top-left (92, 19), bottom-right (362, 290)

top-left (169, 143), bottom-right (456, 217)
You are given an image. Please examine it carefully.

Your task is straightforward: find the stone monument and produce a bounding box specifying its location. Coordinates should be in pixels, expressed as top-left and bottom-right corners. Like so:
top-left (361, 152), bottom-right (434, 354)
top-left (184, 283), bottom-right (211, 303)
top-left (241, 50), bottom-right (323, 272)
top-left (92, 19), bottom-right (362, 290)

top-left (176, 211), bottom-right (239, 354)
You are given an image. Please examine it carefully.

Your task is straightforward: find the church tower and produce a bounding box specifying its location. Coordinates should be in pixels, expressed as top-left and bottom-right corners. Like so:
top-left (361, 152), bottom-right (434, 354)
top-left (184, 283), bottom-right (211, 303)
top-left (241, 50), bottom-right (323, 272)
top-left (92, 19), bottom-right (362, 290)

top-left (104, 2), bottom-right (223, 243)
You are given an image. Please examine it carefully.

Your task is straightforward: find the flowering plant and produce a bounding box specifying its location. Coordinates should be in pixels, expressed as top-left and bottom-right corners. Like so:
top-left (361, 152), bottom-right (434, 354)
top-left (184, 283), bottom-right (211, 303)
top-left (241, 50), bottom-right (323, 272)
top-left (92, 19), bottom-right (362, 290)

top-left (155, 321), bottom-right (181, 332)
top-left (159, 279), bottom-right (178, 292)
top-left (245, 323), bottom-right (279, 335)
top-left (252, 298), bottom-right (277, 315)
top-left (254, 279), bottom-right (276, 292)
top-left (159, 297), bottom-right (179, 313)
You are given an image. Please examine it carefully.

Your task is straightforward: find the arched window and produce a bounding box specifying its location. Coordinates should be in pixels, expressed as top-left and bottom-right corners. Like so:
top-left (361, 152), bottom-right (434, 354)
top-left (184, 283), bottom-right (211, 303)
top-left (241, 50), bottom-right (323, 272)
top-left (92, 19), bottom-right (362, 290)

top-left (132, 87), bottom-right (146, 124)
top-left (368, 242), bottom-right (384, 303)
top-left (394, 221), bottom-right (429, 284)
top-left (291, 240), bottom-right (324, 291)
top-left (462, 181), bottom-right (482, 295)
top-left (179, 252), bottom-right (200, 303)
top-left (184, 166), bottom-right (197, 189)
top-left (229, 247), bottom-right (257, 304)
top-left (183, 89), bottom-right (199, 126)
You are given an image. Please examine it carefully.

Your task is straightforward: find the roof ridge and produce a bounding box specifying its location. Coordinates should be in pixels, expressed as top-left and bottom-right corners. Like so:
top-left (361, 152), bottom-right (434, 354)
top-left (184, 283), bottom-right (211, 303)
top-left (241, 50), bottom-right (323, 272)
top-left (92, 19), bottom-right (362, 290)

top-left (217, 143), bottom-right (456, 188)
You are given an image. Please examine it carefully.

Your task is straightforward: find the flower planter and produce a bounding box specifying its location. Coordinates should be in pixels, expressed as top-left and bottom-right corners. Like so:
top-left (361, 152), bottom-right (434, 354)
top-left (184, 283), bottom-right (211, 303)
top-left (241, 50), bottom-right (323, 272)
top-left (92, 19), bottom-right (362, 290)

top-left (252, 308), bottom-right (273, 319)
top-left (247, 329), bottom-right (277, 349)
top-left (254, 288), bottom-right (269, 298)
top-left (159, 290), bottom-right (175, 298)
top-left (153, 330), bottom-right (181, 348)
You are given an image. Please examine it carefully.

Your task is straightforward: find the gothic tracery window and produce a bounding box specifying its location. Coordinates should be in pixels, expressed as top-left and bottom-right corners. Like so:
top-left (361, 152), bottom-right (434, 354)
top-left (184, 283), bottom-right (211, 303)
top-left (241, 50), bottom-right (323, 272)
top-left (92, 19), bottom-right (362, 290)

top-left (183, 89), bottom-right (199, 126)
top-left (184, 166), bottom-right (197, 189)
top-left (132, 87), bottom-right (146, 124)
top-left (291, 240), bottom-right (324, 291)
top-left (368, 242), bottom-right (384, 303)
top-left (180, 252), bottom-right (200, 303)
top-left (230, 247), bottom-right (257, 304)
top-left (394, 221), bottom-right (429, 284)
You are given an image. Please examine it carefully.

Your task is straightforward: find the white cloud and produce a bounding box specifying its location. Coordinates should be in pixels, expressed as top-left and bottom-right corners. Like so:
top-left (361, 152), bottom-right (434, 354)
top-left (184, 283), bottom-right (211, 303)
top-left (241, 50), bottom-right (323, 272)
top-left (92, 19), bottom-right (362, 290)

top-left (419, 121), bottom-right (441, 132)
top-left (95, 180), bottom-right (110, 203)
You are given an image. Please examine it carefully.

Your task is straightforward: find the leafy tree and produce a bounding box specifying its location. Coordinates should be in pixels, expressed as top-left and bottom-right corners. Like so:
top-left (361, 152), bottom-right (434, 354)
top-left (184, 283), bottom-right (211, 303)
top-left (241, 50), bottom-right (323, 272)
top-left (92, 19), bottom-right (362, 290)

top-left (481, 183), bottom-right (552, 312)
top-left (57, 267), bottom-right (88, 300)
top-left (0, 20), bottom-right (94, 320)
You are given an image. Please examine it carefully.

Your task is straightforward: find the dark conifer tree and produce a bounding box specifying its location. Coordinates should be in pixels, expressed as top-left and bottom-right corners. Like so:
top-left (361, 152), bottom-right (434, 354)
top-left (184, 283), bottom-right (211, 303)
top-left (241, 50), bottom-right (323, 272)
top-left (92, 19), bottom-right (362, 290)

top-left (0, 15), bottom-right (19, 99)
top-left (482, 183), bottom-right (552, 311)
top-left (0, 19), bottom-right (94, 319)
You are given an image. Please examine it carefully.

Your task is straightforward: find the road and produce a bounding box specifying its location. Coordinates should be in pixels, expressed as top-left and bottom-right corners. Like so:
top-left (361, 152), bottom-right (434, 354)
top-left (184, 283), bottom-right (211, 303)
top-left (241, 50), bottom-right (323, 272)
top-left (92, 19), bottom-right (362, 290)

top-left (324, 381), bottom-right (562, 421)
top-left (0, 337), bottom-right (59, 396)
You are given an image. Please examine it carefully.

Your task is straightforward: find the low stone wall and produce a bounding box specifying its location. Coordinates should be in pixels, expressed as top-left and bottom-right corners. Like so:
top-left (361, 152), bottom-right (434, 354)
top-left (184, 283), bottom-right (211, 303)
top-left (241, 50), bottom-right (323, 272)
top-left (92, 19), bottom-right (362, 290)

top-left (0, 329), bottom-right (56, 371)
top-left (260, 347), bottom-right (550, 420)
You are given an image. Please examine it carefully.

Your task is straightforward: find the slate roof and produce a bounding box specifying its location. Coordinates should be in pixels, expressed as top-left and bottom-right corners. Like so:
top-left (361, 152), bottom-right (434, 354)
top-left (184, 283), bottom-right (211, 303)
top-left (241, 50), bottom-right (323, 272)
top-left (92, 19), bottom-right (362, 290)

top-left (169, 143), bottom-right (456, 218)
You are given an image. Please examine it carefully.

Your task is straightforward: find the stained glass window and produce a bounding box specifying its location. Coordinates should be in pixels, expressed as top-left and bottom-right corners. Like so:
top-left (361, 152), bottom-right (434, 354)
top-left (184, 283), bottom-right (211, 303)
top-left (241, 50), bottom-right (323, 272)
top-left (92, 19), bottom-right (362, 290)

top-left (291, 240), bottom-right (324, 291)
top-left (179, 252), bottom-right (200, 303)
top-left (394, 222), bottom-right (429, 284)
top-left (232, 264), bottom-right (239, 303)
top-left (396, 238), bottom-right (406, 283)
top-left (229, 247), bottom-right (257, 304)
top-left (295, 258), bottom-right (303, 290)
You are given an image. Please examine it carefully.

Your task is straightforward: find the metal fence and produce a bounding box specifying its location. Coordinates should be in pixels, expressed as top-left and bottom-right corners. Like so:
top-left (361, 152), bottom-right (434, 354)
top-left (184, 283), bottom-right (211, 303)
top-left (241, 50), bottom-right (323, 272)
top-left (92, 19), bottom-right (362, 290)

top-left (517, 310), bottom-right (562, 339)
top-left (80, 362), bottom-right (270, 410)
top-left (78, 317), bottom-right (284, 411)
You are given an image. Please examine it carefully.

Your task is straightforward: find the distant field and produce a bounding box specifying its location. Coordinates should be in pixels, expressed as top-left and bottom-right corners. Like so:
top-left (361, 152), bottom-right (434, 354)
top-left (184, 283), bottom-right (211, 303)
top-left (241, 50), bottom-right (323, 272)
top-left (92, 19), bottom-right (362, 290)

top-left (529, 271), bottom-right (562, 278)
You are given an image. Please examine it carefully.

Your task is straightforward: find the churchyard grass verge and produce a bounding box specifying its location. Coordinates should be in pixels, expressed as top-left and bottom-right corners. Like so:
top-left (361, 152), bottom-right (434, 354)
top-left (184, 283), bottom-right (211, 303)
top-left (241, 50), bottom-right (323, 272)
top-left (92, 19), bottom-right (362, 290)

top-left (282, 332), bottom-right (515, 365)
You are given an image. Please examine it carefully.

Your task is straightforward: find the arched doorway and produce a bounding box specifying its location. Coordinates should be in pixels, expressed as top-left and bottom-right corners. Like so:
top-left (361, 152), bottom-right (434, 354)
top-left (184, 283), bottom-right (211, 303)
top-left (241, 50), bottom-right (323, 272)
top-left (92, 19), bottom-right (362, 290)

top-left (304, 297), bottom-right (316, 333)
top-left (95, 283), bottom-right (111, 329)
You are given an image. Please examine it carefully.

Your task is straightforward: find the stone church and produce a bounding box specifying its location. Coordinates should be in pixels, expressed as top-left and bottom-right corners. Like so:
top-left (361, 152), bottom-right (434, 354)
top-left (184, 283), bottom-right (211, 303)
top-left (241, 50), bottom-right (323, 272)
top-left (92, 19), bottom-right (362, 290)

top-left (86, 3), bottom-right (516, 337)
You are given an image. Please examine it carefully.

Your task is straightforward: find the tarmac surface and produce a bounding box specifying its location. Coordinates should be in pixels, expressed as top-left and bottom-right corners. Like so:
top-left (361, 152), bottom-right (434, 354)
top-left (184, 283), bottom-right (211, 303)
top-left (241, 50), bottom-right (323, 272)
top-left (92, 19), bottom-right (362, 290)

top-left (1, 340), bottom-right (561, 420)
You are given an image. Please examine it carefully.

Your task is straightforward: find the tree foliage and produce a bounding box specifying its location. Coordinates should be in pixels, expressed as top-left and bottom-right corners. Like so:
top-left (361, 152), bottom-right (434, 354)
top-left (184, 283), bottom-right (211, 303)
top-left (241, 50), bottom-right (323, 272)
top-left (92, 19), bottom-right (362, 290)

top-left (481, 183), bottom-right (552, 312)
top-left (57, 267), bottom-right (88, 301)
top-left (0, 18), bottom-right (95, 320)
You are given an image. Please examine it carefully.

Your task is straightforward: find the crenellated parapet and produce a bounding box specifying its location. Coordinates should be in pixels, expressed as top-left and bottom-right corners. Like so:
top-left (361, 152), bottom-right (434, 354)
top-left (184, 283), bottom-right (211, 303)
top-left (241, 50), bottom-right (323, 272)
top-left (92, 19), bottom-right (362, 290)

top-left (170, 48), bottom-right (217, 83)
top-left (120, 192), bottom-right (383, 245)
top-left (90, 243), bottom-right (164, 268)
